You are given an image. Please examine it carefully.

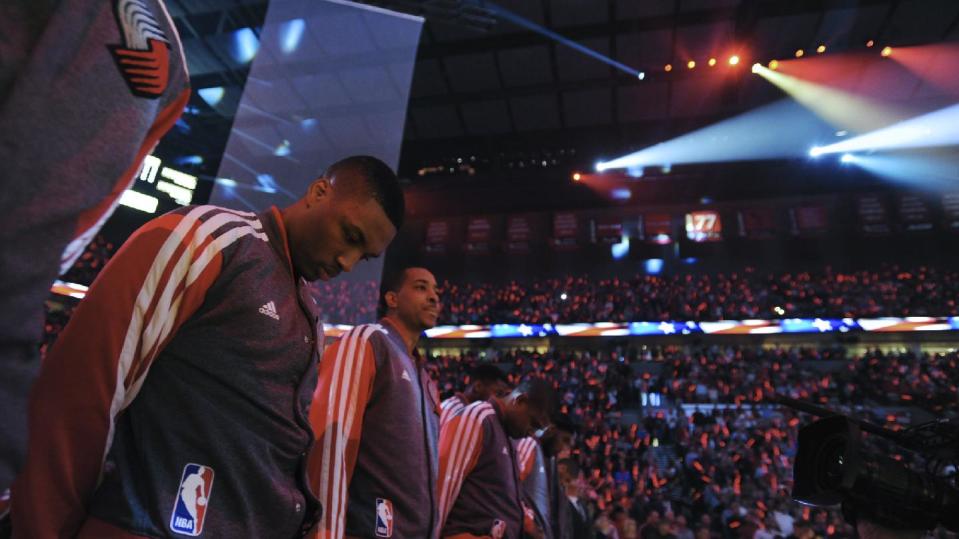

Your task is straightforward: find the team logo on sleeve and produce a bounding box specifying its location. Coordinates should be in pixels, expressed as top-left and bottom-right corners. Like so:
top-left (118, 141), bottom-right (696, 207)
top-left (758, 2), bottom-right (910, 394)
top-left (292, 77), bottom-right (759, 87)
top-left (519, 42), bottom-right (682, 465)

top-left (491, 519), bottom-right (506, 539)
top-left (109, 0), bottom-right (172, 98)
top-left (170, 463), bottom-right (215, 536)
top-left (375, 498), bottom-right (394, 537)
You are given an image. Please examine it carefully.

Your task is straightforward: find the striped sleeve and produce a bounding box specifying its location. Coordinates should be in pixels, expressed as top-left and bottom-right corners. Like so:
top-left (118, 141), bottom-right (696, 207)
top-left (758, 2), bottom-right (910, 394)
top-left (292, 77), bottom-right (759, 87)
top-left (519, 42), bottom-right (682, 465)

top-left (12, 206), bottom-right (263, 538)
top-left (516, 437), bottom-right (538, 482)
top-left (437, 403), bottom-right (496, 530)
top-left (307, 325), bottom-right (381, 539)
top-left (439, 395), bottom-right (465, 428)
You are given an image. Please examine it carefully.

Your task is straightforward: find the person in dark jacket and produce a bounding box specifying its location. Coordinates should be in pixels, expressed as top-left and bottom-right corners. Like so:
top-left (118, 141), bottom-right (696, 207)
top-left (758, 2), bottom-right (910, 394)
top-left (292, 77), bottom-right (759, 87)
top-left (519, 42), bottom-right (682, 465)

top-left (12, 155), bottom-right (403, 538)
top-left (438, 380), bottom-right (553, 539)
top-left (308, 267), bottom-right (443, 539)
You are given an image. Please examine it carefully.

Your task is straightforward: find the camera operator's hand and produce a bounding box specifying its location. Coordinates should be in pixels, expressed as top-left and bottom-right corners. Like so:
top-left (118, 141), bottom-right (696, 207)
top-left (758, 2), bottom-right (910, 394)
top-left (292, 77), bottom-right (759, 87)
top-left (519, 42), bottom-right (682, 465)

top-left (857, 519), bottom-right (923, 539)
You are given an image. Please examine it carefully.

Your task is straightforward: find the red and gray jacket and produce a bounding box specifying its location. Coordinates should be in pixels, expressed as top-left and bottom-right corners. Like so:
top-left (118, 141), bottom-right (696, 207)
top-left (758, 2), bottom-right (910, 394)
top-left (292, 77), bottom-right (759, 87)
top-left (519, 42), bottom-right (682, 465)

top-left (440, 394), bottom-right (468, 428)
top-left (12, 205), bottom-right (323, 538)
top-left (516, 437), bottom-right (553, 539)
top-left (308, 319), bottom-right (441, 539)
top-left (438, 400), bottom-right (524, 539)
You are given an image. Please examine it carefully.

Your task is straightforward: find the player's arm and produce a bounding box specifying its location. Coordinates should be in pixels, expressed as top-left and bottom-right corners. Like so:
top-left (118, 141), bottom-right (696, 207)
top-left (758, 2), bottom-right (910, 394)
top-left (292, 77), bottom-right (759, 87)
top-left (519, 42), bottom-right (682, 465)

top-left (307, 326), bottom-right (379, 539)
top-left (516, 437), bottom-right (537, 482)
top-left (437, 406), bottom-right (495, 530)
top-left (12, 207), bottom-right (248, 538)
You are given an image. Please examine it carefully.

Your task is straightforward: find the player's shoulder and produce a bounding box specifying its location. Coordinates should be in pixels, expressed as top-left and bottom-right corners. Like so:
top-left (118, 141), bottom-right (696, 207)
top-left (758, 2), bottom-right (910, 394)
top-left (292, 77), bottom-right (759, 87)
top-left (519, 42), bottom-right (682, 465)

top-left (150, 205), bottom-right (264, 236)
top-left (337, 323), bottom-right (390, 347)
top-left (457, 401), bottom-right (496, 425)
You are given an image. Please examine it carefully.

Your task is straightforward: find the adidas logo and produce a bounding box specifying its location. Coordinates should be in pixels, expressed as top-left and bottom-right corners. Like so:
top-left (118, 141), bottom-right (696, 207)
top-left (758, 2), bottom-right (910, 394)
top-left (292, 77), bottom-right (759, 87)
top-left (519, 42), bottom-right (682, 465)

top-left (502, 447), bottom-right (508, 456)
top-left (401, 370), bottom-right (412, 382)
top-left (258, 301), bottom-right (280, 320)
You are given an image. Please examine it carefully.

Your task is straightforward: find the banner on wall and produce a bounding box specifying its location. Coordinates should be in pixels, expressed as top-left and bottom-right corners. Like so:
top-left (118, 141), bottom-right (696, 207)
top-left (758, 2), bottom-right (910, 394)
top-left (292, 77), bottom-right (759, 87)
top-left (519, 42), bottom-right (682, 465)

top-left (789, 205), bottom-right (828, 236)
top-left (465, 216), bottom-right (493, 254)
top-left (424, 219), bottom-right (450, 253)
top-left (898, 195), bottom-right (933, 232)
top-left (685, 211), bottom-right (722, 242)
top-left (737, 208), bottom-right (776, 239)
top-left (551, 212), bottom-right (578, 250)
top-left (506, 215), bottom-right (532, 253)
top-left (856, 194), bottom-right (891, 236)
top-left (643, 213), bottom-right (672, 244)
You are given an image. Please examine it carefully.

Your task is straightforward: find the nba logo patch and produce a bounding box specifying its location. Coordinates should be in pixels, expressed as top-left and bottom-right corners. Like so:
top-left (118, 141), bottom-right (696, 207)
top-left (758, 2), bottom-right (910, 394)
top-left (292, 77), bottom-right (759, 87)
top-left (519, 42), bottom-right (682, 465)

top-left (170, 463), bottom-right (215, 536)
top-left (375, 498), bottom-right (394, 537)
top-left (491, 519), bottom-right (506, 539)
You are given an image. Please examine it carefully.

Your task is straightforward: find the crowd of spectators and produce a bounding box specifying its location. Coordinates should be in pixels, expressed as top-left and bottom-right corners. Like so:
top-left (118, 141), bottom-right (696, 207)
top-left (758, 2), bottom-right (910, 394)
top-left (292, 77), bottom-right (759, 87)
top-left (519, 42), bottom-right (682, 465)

top-left (438, 265), bottom-right (959, 324)
top-left (428, 345), bottom-right (957, 539)
top-left (54, 235), bottom-right (959, 325)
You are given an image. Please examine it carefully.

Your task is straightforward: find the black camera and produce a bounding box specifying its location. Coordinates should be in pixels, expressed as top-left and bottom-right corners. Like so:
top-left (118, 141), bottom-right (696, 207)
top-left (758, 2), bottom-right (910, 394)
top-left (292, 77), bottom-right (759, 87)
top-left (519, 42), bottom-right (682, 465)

top-left (778, 396), bottom-right (959, 532)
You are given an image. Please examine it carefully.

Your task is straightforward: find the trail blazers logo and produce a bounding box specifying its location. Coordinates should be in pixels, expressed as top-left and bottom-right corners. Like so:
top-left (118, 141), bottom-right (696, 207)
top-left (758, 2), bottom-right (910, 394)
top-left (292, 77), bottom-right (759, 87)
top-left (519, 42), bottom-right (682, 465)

top-left (109, 0), bottom-right (171, 98)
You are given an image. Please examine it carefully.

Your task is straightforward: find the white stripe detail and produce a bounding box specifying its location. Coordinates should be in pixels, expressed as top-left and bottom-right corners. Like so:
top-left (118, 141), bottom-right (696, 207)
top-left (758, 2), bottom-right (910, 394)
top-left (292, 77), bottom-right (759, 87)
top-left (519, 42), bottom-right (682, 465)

top-left (318, 325), bottom-right (382, 537)
top-left (445, 407), bottom-right (495, 523)
top-left (140, 211), bottom-right (265, 364)
top-left (123, 224), bottom-right (267, 407)
top-left (438, 402), bottom-right (494, 526)
top-left (318, 329), bottom-right (358, 533)
top-left (101, 205), bottom-right (219, 481)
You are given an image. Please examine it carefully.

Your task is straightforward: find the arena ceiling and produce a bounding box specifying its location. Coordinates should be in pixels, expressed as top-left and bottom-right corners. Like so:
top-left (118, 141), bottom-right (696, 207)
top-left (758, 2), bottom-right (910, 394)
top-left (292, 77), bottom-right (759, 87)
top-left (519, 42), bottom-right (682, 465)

top-left (160, 0), bottom-right (959, 206)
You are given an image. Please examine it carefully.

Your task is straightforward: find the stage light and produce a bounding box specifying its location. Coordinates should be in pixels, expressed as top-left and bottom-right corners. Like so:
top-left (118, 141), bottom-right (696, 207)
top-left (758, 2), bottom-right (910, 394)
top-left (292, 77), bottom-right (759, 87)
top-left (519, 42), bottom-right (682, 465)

top-left (708, 58), bottom-right (717, 67)
top-left (807, 103), bottom-right (959, 156)
top-left (866, 39), bottom-right (875, 48)
top-left (595, 161), bottom-right (606, 172)
top-left (572, 172), bottom-right (582, 181)
top-left (751, 63), bottom-right (761, 73)
top-left (881, 46), bottom-right (893, 57)
top-left (728, 55), bottom-right (740, 66)
top-left (687, 60), bottom-right (696, 69)
top-left (795, 49), bottom-right (804, 58)
top-left (769, 60), bottom-right (779, 70)
top-left (840, 153), bottom-right (854, 163)
top-left (638, 72), bottom-right (646, 80)
top-left (231, 28), bottom-right (260, 63)
top-left (644, 259), bottom-right (664, 275)
top-left (809, 146), bottom-right (824, 157)
top-left (280, 18), bottom-right (305, 54)
top-left (816, 45), bottom-right (826, 54)
top-left (664, 63), bottom-right (673, 72)
top-left (560, 292), bottom-right (568, 301)
top-left (835, 130), bottom-right (848, 137)
top-left (198, 87), bottom-right (225, 107)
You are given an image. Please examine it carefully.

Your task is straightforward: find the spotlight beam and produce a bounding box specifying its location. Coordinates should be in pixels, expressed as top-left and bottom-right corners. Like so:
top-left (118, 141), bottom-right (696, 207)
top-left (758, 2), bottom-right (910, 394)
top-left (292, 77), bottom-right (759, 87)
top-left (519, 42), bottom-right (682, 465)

top-left (752, 63), bottom-right (907, 134)
top-left (810, 103), bottom-right (959, 155)
top-left (596, 99), bottom-right (836, 171)
top-left (480, 2), bottom-right (644, 79)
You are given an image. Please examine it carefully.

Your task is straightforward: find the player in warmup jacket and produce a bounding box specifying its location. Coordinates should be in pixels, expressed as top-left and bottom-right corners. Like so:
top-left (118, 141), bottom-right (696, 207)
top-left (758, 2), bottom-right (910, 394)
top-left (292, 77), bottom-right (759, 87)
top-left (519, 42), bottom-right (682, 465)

top-left (438, 380), bottom-right (553, 539)
top-left (515, 420), bottom-right (576, 539)
top-left (11, 156), bottom-right (403, 538)
top-left (440, 364), bottom-right (511, 428)
top-left (0, 0), bottom-right (190, 497)
top-left (308, 267), bottom-right (442, 539)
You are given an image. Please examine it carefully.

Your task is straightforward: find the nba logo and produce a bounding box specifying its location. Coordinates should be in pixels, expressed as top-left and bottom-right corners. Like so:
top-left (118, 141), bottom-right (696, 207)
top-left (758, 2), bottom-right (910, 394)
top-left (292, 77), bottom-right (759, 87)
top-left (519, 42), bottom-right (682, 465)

top-left (491, 519), bottom-right (506, 539)
top-left (169, 463), bottom-right (215, 536)
top-left (375, 498), bottom-right (393, 537)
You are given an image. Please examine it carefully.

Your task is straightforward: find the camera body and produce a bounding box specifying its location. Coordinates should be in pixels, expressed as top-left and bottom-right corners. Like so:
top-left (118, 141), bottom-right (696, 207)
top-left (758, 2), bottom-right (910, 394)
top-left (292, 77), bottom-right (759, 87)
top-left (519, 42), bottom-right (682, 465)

top-left (792, 415), bottom-right (959, 532)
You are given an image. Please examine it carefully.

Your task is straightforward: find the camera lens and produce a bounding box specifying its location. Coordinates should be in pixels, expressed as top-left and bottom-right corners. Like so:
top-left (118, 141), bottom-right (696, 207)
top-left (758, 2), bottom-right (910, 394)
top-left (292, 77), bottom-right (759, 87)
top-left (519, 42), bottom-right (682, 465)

top-left (816, 438), bottom-right (846, 490)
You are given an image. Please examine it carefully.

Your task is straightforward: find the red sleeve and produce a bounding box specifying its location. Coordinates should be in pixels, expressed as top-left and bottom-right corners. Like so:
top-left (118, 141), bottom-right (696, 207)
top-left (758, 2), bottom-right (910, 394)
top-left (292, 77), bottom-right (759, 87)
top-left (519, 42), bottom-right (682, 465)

top-left (516, 437), bottom-right (538, 482)
top-left (437, 404), bottom-right (495, 530)
top-left (12, 207), bottom-right (253, 538)
top-left (307, 326), bottom-right (379, 539)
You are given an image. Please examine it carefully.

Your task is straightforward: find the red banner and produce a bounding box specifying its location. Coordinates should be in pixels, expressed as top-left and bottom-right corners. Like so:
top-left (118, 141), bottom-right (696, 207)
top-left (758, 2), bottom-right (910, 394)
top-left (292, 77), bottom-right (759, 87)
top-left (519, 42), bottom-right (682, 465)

top-left (424, 220), bottom-right (450, 253)
top-left (506, 215), bottom-right (531, 253)
top-left (465, 216), bottom-right (492, 254)
top-left (552, 212), bottom-right (578, 249)
top-left (790, 205), bottom-right (828, 236)
top-left (857, 195), bottom-right (890, 235)
top-left (943, 193), bottom-right (959, 232)
top-left (737, 208), bottom-right (776, 239)
top-left (594, 215), bottom-right (623, 244)
top-left (685, 211), bottom-right (722, 242)
top-left (643, 213), bottom-right (672, 244)
top-left (898, 195), bottom-right (933, 232)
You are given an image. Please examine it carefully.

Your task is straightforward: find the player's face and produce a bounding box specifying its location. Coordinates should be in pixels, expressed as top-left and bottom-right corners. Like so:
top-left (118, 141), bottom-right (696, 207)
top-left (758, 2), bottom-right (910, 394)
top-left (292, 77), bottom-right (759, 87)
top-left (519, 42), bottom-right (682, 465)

top-left (502, 395), bottom-right (532, 438)
top-left (475, 379), bottom-right (510, 401)
top-left (392, 268), bottom-right (441, 331)
top-left (290, 176), bottom-right (396, 282)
